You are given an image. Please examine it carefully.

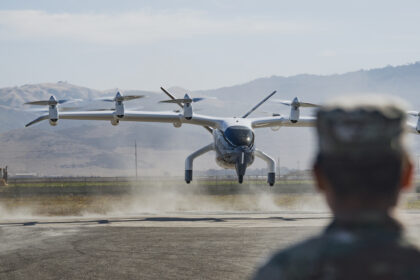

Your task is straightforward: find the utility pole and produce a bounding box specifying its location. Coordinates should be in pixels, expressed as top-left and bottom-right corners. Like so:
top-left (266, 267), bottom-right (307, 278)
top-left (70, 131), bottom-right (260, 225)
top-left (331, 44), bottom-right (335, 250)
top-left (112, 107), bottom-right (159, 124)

top-left (297, 160), bottom-right (300, 180)
top-left (135, 140), bottom-right (138, 180)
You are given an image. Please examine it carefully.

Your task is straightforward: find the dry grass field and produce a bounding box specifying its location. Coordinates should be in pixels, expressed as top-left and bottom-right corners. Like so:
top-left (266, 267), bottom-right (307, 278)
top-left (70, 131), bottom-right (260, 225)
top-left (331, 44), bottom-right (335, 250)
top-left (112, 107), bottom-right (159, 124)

top-left (0, 178), bottom-right (419, 217)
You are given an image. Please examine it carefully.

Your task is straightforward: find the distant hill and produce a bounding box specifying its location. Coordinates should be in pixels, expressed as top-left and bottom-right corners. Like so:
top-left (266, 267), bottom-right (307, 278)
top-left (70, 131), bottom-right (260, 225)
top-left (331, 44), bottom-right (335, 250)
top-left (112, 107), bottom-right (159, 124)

top-left (197, 62), bottom-right (420, 114)
top-left (0, 81), bottom-right (103, 108)
top-left (1, 63), bottom-right (420, 176)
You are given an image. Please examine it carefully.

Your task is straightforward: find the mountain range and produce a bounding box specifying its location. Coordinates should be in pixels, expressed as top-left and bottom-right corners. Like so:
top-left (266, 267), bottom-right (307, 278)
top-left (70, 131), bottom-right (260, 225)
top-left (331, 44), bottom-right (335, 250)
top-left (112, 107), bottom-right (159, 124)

top-left (1, 63), bottom-right (420, 176)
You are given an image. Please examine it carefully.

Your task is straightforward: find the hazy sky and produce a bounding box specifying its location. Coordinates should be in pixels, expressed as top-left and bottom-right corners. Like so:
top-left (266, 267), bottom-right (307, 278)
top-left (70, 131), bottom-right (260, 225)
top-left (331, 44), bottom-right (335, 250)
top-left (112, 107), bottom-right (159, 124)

top-left (1, 0), bottom-right (420, 91)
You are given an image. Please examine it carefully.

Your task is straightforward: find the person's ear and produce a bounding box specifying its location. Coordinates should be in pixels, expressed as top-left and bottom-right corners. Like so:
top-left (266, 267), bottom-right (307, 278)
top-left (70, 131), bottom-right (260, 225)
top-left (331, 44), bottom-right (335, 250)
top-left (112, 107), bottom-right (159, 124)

top-left (400, 159), bottom-right (413, 191)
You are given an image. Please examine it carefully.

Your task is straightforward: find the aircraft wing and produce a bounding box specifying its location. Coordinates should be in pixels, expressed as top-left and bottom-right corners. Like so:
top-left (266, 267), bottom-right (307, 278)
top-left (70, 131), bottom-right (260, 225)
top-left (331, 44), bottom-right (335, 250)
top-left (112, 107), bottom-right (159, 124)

top-left (251, 116), bottom-right (317, 129)
top-left (25, 110), bottom-right (224, 129)
top-left (251, 116), bottom-right (420, 135)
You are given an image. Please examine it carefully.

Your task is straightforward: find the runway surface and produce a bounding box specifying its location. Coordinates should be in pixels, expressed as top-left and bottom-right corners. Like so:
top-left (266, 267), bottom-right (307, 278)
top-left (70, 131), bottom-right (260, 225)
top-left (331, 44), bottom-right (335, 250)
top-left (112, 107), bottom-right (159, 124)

top-left (1, 211), bottom-right (420, 280)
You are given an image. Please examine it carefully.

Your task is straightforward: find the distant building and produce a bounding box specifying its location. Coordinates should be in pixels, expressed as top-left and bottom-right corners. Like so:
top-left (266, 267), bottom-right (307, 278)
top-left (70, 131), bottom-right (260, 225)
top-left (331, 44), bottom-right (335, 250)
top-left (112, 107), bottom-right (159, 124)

top-left (14, 173), bottom-right (38, 178)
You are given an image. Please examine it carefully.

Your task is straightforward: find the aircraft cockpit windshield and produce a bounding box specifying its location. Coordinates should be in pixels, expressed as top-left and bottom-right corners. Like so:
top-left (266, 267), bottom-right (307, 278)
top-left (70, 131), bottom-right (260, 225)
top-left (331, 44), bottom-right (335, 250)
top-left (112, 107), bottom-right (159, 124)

top-left (223, 126), bottom-right (254, 147)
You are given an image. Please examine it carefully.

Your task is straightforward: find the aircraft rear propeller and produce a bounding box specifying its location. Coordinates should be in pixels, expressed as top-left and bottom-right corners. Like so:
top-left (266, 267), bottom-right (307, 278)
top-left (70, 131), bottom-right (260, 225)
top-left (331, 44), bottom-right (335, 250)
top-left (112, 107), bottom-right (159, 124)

top-left (159, 90), bottom-right (206, 121)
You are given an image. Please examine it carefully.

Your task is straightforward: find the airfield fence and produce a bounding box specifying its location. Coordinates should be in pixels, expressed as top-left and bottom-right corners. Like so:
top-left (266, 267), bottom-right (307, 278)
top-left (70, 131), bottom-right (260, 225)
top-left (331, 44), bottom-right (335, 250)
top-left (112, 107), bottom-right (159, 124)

top-left (6, 175), bottom-right (313, 185)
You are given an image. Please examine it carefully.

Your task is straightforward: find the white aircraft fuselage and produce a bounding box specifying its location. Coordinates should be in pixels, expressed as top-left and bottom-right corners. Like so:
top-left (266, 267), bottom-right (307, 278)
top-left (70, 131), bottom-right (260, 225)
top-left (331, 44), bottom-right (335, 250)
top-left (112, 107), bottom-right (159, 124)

top-left (27, 91), bottom-right (420, 185)
top-left (212, 120), bottom-right (255, 170)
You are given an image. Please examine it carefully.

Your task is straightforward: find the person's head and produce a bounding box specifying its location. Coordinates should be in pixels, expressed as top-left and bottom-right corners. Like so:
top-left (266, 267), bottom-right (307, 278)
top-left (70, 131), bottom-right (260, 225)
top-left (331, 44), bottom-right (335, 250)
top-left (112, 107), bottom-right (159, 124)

top-left (313, 96), bottom-right (413, 215)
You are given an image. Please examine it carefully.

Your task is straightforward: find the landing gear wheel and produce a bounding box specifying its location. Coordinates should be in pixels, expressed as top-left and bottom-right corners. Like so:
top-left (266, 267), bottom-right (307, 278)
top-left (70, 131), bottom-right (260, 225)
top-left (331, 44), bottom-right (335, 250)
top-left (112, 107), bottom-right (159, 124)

top-left (267, 172), bottom-right (275, 187)
top-left (185, 170), bottom-right (193, 184)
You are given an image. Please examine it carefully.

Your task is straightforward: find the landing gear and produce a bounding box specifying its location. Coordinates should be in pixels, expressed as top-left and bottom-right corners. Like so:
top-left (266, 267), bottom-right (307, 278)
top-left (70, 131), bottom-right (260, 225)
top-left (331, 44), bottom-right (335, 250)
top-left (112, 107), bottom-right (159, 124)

top-left (235, 152), bottom-right (248, 185)
top-left (267, 172), bottom-right (275, 186)
top-left (185, 170), bottom-right (192, 184)
top-left (184, 143), bottom-right (214, 184)
top-left (254, 149), bottom-right (276, 186)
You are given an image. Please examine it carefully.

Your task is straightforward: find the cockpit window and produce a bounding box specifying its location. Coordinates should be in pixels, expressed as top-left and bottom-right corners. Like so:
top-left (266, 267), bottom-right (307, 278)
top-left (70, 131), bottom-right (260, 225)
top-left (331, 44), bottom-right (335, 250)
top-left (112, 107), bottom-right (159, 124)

top-left (223, 126), bottom-right (254, 147)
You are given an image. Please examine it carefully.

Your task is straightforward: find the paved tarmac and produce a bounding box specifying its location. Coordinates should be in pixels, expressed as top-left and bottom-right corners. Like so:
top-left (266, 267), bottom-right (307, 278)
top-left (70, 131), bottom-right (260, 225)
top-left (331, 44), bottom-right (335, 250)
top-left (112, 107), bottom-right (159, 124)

top-left (1, 211), bottom-right (420, 280)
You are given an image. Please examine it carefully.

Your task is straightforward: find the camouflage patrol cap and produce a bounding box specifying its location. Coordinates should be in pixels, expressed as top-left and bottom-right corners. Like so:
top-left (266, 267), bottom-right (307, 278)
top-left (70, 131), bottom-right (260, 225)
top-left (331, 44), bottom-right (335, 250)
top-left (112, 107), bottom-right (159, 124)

top-left (316, 96), bottom-right (407, 159)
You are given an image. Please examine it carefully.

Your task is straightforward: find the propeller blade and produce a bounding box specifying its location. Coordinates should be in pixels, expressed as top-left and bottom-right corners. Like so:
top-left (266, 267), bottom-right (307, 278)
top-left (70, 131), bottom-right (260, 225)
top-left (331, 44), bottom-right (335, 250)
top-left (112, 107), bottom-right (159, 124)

top-left (160, 99), bottom-right (184, 104)
top-left (57, 99), bottom-right (83, 104)
top-left (95, 98), bottom-right (115, 102)
top-left (25, 97), bottom-right (83, 106)
top-left (24, 100), bottom-right (50, 106)
top-left (159, 90), bottom-right (204, 104)
top-left (160, 98), bottom-right (192, 104)
top-left (160, 86), bottom-right (212, 134)
top-left (242, 90), bottom-right (277, 118)
top-left (299, 102), bottom-right (319, 108)
top-left (160, 87), bottom-right (183, 108)
top-left (122, 95), bottom-right (145, 101)
top-left (272, 100), bottom-right (292, 106)
top-left (25, 115), bottom-right (49, 127)
top-left (192, 97), bottom-right (205, 102)
top-left (96, 94), bottom-right (144, 102)
top-left (273, 99), bottom-right (319, 108)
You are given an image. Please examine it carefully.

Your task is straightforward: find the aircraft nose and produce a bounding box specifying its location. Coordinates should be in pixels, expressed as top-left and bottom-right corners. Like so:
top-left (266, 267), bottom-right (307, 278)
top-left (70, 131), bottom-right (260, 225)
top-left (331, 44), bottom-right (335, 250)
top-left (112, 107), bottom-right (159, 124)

top-left (237, 146), bottom-right (247, 152)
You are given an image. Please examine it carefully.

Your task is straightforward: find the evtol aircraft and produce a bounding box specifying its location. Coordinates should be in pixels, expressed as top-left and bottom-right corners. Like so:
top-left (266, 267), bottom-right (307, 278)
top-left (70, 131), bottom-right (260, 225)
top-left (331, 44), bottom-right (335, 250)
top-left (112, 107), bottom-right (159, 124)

top-left (24, 88), bottom-right (420, 186)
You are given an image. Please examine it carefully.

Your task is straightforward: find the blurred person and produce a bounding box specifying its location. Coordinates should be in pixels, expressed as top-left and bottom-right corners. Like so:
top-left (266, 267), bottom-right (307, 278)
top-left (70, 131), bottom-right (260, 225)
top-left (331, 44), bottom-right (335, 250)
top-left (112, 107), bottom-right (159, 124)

top-left (254, 97), bottom-right (420, 279)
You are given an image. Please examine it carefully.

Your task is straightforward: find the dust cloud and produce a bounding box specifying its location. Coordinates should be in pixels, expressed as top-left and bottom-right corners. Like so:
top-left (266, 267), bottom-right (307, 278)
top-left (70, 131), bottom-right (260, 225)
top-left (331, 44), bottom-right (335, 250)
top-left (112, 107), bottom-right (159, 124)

top-left (0, 180), bottom-right (328, 219)
top-left (0, 202), bottom-right (35, 219)
top-left (80, 181), bottom-right (328, 217)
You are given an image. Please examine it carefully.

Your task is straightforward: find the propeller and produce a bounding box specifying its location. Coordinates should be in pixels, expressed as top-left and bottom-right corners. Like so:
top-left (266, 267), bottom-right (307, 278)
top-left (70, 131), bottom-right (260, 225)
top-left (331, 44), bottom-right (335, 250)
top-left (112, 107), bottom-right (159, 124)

top-left (96, 91), bottom-right (145, 102)
top-left (24, 96), bottom-right (83, 106)
top-left (159, 96), bottom-right (205, 105)
top-left (273, 97), bottom-right (319, 108)
top-left (160, 87), bottom-right (213, 134)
